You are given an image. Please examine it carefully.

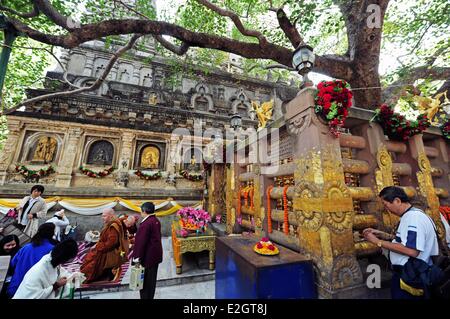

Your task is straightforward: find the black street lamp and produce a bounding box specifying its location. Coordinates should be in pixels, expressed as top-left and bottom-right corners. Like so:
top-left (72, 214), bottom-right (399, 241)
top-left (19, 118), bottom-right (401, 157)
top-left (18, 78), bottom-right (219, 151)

top-left (292, 44), bottom-right (315, 87)
top-left (230, 113), bottom-right (242, 131)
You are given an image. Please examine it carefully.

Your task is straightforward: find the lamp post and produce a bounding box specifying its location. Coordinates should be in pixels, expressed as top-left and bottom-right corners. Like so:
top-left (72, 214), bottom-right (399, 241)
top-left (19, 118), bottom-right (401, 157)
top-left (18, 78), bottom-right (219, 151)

top-left (230, 112), bottom-right (242, 131)
top-left (0, 15), bottom-right (20, 106)
top-left (292, 44), bottom-right (315, 88)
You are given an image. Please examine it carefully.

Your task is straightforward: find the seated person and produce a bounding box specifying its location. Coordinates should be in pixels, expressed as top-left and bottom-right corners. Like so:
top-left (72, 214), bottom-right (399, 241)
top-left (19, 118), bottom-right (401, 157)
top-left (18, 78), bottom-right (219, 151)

top-left (80, 208), bottom-right (128, 283)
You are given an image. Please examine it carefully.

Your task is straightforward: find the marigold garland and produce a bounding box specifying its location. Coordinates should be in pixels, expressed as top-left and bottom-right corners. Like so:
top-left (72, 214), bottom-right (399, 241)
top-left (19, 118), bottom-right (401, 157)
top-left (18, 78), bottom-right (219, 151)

top-left (134, 170), bottom-right (162, 180)
top-left (15, 165), bottom-right (55, 179)
top-left (236, 185), bottom-right (242, 225)
top-left (315, 80), bottom-right (353, 137)
top-left (244, 188), bottom-right (249, 207)
top-left (250, 187), bottom-right (254, 210)
top-left (283, 185), bottom-right (289, 235)
top-left (266, 185), bottom-right (274, 234)
top-left (79, 165), bottom-right (115, 178)
top-left (372, 103), bottom-right (430, 141)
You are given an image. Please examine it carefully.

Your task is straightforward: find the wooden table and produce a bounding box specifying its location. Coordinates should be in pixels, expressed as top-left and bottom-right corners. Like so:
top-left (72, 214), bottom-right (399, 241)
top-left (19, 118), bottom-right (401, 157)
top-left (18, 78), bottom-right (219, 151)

top-left (171, 221), bottom-right (216, 274)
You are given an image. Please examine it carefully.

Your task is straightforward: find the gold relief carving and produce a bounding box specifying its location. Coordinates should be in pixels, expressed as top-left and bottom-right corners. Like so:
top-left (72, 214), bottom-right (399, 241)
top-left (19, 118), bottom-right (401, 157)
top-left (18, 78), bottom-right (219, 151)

top-left (322, 146), bottom-right (344, 183)
top-left (141, 146), bottom-right (160, 168)
top-left (375, 144), bottom-right (394, 193)
top-left (331, 255), bottom-right (363, 289)
top-left (324, 211), bottom-right (354, 233)
top-left (296, 210), bottom-right (323, 231)
top-left (32, 136), bottom-right (58, 163)
top-left (180, 238), bottom-right (215, 254)
top-left (416, 152), bottom-right (440, 212)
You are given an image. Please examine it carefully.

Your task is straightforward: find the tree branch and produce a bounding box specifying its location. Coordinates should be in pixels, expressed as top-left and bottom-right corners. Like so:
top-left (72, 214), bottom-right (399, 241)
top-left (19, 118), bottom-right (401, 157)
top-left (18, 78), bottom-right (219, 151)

top-left (275, 8), bottom-right (303, 48)
top-left (19, 34), bottom-right (142, 106)
top-left (154, 35), bottom-right (190, 55)
top-left (32, 0), bottom-right (79, 31)
top-left (9, 18), bottom-right (293, 65)
top-left (195, 0), bottom-right (268, 45)
top-left (383, 66), bottom-right (450, 103)
top-left (0, 1), bottom-right (39, 18)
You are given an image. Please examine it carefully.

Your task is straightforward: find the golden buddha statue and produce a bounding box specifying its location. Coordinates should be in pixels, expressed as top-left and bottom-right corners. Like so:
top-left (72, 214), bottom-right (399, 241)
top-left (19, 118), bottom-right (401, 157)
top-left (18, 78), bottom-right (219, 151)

top-left (141, 146), bottom-right (159, 168)
top-left (148, 94), bottom-right (158, 106)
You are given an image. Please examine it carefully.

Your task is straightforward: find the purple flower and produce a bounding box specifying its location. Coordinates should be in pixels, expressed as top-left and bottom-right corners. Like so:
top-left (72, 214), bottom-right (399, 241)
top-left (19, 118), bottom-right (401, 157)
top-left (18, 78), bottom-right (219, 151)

top-left (215, 215), bottom-right (222, 223)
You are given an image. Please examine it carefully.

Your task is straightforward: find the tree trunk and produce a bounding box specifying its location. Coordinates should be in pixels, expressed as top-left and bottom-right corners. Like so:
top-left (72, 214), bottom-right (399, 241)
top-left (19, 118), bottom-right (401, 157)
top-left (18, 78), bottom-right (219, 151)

top-left (349, 64), bottom-right (382, 109)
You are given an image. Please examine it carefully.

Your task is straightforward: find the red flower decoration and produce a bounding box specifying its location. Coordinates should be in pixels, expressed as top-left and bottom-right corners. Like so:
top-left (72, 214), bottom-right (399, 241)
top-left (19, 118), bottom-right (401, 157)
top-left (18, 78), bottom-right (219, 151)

top-left (267, 245), bottom-right (275, 251)
top-left (256, 243), bottom-right (263, 249)
top-left (315, 80), bottom-right (353, 138)
top-left (261, 237), bottom-right (269, 242)
top-left (373, 104), bottom-right (430, 141)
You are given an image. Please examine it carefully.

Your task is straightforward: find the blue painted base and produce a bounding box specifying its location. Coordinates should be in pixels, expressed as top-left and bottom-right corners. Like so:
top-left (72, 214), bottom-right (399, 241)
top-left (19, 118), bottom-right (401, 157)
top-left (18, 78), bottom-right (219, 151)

top-left (215, 235), bottom-right (317, 299)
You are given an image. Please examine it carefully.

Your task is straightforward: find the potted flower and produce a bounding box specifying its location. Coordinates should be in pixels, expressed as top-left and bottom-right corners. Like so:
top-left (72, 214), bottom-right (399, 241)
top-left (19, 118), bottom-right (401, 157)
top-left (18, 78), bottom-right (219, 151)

top-left (177, 207), bottom-right (211, 233)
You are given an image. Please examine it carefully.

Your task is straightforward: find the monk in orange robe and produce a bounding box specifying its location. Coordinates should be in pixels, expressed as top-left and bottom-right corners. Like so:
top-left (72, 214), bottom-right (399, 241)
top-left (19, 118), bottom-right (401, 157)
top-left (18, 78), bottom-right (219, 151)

top-left (80, 208), bottom-right (128, 283)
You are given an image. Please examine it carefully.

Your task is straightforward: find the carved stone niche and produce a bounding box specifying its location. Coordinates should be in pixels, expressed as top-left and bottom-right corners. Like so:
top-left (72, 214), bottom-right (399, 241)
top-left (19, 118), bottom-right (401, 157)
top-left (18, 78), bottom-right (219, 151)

top-left (84, 139), bottom-right (115, 166)
top-left (182, 147), bottom-right (203, 171)
top-left (134, 141), bottom-right (167, 171)
top-left (230, 88), bottom-right (252, 117)
top-left (21, 131), bottom-right (63, 165)
top-left (190, 83), bottom-right (214, 112)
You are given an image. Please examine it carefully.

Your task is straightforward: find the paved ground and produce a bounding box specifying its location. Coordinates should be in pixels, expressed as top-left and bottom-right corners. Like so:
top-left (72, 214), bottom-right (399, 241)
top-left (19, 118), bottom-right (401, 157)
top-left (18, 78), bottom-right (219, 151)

top-left (77, 236), bottom-right (215, 299)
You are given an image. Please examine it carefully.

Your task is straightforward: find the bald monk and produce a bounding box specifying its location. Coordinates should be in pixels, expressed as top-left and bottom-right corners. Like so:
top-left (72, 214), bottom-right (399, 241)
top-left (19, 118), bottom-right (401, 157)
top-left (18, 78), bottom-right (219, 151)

top-left (80, 208), bottom-right (128, 283)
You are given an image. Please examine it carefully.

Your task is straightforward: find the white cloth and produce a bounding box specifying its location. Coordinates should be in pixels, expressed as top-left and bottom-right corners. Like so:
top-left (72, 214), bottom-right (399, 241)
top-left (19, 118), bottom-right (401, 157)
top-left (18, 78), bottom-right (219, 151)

top-left (12, 254), bottom-right (71, 299)
top-left (389, 207), bottom-right (439, 266)
top-left (46, 215), bottom-right (70, 241)
top-left (440, 213), bottom-right (450, 249)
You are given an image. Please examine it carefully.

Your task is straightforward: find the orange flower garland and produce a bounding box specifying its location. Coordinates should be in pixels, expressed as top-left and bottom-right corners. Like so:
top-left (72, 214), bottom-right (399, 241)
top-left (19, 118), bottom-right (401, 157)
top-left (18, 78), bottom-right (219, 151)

top-left (250, 187), bottom-right (254, 210)
top-left (283, 185), bottom-right (289, 235)
top-left (244, 187), bottom-right (249, 207)
top-left (267, 185), bottom-right (273, 233)
top-left (237, 185), bottom-right (241, 218)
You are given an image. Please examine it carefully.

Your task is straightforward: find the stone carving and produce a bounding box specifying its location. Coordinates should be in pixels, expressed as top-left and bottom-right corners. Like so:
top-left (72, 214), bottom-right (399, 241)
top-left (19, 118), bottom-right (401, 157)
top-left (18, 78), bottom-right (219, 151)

top-left (231, 88), bottom-right (252, 117)
top-left (141, 145), bottom-right (160, 169)
top-left (287, 109), bottom-right (311, 136)
top-left (294, 182), bottom-right (323, 231)
top-left (191, 83), bottom-right (214, 112)
top-left (32, 136), bottom-right (58, 163)
top-left (87, 140), bottom-right (114, 165)
top-left (331, 255), bottom-right (363, 289)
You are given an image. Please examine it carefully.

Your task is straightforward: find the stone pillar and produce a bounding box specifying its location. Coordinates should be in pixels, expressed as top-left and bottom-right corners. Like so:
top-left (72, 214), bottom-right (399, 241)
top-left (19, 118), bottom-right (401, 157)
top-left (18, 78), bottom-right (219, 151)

top-left (284, 87), bottom-right (363, 298)
top-left (114, 132), bottom-right (134, 188)
top-left (55, 128), bottom-right (83, 188)
top-left (0, 119), bottom-right (22, 185)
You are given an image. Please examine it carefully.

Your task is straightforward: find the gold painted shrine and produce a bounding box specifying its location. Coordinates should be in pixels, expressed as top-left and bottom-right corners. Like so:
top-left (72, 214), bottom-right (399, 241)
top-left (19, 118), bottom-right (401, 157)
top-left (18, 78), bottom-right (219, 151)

top-left (207, 87), bottom-right (450, 299)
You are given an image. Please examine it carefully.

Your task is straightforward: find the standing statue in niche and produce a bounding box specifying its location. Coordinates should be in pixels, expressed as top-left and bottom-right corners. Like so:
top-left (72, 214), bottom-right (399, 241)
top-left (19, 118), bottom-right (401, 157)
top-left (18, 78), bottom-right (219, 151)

top-left (32, 136), bottom-right (57, 163)
top-left (141, 146), bottom-right (159, 169)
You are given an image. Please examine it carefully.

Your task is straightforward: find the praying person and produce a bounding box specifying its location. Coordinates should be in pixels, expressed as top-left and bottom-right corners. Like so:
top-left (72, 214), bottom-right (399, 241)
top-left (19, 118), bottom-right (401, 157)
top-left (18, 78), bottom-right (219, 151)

top-left (17, 185), bottom-right (48, 237)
